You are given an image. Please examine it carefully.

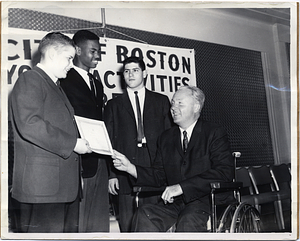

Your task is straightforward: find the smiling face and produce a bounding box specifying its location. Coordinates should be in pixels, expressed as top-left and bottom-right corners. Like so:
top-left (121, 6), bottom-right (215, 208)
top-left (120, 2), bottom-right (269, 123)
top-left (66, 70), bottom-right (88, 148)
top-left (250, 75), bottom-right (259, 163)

top-left (52, 45), bottom-right (75, 79)
top-left (75, 39), bottom-right (100, 71)
top-left (171, 88), bottom-right (200, 129)
top-left (123, 62), bottom-right (147, 91)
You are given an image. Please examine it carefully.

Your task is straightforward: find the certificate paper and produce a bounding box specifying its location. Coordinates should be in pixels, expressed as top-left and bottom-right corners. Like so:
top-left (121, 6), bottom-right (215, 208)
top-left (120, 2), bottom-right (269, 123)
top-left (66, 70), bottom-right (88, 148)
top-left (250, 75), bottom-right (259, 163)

top-left (74, 115), bottom-right (114, 156)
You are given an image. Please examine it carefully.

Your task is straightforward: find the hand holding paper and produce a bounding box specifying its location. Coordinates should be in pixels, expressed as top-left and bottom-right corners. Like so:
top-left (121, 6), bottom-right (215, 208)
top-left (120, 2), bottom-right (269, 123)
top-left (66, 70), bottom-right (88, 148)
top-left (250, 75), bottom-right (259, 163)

top-left (74, 116), bottom-right (114, 156)
top-left (74, 138), bottom-right (92, 154)
top-left (112, 150), bottom-right (137, 178)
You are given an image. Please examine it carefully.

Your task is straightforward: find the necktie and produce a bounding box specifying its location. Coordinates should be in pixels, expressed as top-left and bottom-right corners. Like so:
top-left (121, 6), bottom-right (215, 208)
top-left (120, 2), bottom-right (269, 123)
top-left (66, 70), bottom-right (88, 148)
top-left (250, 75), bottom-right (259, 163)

top-left (88, 73), bottom-right (97, 97)
top-left (134, 91), bottom-right (144, 143)
top-left (56, 80), bottom-right (63, 93)
top-left (183, 130), bottom-right (188, 153)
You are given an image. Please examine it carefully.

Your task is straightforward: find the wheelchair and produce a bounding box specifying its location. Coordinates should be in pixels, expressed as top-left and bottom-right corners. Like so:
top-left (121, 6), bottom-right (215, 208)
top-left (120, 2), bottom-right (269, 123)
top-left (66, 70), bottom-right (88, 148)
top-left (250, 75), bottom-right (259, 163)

top-left (134, 152), bottom-right (261, 233)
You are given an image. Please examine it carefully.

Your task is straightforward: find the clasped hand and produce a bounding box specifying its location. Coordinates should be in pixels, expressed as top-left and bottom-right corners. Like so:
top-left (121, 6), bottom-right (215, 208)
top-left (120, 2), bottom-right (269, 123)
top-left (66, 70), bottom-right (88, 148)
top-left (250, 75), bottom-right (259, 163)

top-left (161, 184), bottom-right (183, 204)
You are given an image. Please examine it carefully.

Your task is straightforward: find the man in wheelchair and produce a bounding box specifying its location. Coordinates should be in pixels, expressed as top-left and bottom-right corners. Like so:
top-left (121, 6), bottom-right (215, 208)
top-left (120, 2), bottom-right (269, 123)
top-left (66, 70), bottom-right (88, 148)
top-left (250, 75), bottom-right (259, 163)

top-left (112, 86), bottom-right (234, 232)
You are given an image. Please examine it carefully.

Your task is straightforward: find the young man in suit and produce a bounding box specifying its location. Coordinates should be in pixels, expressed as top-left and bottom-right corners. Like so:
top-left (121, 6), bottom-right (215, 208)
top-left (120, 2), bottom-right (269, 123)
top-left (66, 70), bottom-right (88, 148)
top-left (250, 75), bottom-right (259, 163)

top-left (104, 56), bottom-right (172, 232)
top-left (10, 32), bottom-right (92, 233)
top-left (60, 30), bottom-right (109, 232)
top-left (112, 86), bottom-right (234, 232)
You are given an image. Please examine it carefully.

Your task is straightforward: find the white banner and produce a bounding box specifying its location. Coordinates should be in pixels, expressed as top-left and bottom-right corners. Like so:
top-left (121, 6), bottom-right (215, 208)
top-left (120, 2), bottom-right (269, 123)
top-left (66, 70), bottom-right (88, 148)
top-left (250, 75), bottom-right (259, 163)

top-left (6, 28), bottom-right (196, 102)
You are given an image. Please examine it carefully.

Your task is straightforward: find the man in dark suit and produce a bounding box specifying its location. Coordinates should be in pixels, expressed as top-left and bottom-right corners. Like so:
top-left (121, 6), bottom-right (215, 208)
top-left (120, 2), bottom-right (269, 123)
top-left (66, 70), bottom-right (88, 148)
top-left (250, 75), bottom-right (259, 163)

top-left (112, 86), bottom-right (234, 232)
top-left (60, 30), bottom-right (109, 232)
top-left (104, 56), bottom-right (172, 232)
top-left (10, 32), bottom-right (92, 233)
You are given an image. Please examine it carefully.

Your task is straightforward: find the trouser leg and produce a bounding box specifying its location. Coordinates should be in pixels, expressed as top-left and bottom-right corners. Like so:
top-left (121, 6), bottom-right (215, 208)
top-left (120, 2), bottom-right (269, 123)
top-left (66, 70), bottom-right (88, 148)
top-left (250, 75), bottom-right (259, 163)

top-left (118, 194), bottom-right (135, 232)
top-left (118, 192), bottom-right (159, 232)
top-left (175, 201), bottom-right (209, 232)
top-left (132, 199), bottom-right (210, 232)
top-left (132, 202), bottom-right (178, 232)
top-left (18, 201), bottom-right (75, 233)
top-left (64, 196), bottom-right (80, 233)
top-left (86, 159), bottom-right (109, 232)
top-left (79, 158), bottom-right (109, 232)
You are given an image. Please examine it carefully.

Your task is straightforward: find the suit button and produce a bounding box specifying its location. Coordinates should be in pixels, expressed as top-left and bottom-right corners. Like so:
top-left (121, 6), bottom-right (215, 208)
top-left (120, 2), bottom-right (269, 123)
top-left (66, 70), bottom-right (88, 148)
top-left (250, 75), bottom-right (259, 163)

top-left (75, 158), bottom-right (78, 161)
top-left (183, 161), bottom-right (186, 165)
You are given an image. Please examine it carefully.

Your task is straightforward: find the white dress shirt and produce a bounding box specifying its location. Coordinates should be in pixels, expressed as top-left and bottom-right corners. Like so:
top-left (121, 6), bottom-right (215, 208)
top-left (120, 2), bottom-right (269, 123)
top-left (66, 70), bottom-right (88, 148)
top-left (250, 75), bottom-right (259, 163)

top-left (73, 66), bottom-right (92, 89)
top-left (127, 87), bottom-right (147, 143)
top-left (179, 120), bottom-right (197, 147)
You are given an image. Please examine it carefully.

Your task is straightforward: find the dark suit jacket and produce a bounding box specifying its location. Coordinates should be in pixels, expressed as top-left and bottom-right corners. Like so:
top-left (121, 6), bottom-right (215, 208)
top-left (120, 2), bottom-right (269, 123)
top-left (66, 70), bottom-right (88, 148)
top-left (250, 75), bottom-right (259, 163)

top-left (10, 66), bottom-right (79, 204)
top-left (104, 89), bottom-right (172, 194)
top-left (60, 68), bottom-right (104, 178)
top-left (136, 119), bottom-right (234, 211)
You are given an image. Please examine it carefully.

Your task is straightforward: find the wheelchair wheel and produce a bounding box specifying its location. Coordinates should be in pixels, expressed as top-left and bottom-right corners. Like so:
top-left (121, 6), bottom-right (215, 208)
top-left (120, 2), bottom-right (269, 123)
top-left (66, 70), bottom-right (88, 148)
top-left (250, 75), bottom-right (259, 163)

top-left (230, 202), bottom-right (261, 233)
top-left (217, 204), bottom-right (237, 232)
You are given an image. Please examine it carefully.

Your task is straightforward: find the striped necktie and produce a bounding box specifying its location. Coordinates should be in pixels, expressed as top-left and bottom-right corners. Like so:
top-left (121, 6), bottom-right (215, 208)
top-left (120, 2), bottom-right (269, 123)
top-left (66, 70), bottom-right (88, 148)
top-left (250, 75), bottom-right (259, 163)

top-left (183, 130), bottom-right (188, 153)
top-left (87, 73), bottom-right (97, 97)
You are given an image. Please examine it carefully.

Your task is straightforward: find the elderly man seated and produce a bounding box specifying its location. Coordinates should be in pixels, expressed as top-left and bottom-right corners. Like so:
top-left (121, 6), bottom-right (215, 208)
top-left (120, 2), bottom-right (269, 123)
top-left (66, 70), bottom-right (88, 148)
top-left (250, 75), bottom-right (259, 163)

top-left (112, 86), bottom-right (234, 232)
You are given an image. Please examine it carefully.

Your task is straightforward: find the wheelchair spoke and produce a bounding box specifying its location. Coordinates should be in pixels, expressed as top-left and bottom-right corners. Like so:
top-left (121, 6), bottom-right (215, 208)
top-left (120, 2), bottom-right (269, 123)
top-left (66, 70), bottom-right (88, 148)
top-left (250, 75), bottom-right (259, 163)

top-left (217, 204), bottom-right (236, 232)
top-left (230, 202), bottom-right (261, 233)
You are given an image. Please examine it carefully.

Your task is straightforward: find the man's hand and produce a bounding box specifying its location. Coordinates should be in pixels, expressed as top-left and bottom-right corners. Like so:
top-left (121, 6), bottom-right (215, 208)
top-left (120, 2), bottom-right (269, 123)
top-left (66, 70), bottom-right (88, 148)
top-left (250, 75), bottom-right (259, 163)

top-left (161, 184), bottom-right (183, 204)
top-left (109, 178), bottom-right (119, 195)
top-left (74, 138), bottom-right (92, 154)
top-left (112, 150), bottom-right (137, 178)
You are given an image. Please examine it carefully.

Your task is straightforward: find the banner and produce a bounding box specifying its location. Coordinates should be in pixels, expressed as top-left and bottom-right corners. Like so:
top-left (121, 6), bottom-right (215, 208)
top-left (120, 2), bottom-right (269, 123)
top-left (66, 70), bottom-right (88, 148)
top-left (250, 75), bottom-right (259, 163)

top-left (6, 28), bottom-right (196, 103)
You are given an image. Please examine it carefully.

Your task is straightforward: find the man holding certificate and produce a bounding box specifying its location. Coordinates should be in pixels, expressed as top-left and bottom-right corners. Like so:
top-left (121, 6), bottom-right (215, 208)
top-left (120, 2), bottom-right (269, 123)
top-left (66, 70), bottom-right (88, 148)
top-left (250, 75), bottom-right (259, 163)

top-left (10, 32), bottom-right (92, 233)
top-left (60, 30), bottom-right (109, 232)
top-left (104, 56), bottom-right (173, 232)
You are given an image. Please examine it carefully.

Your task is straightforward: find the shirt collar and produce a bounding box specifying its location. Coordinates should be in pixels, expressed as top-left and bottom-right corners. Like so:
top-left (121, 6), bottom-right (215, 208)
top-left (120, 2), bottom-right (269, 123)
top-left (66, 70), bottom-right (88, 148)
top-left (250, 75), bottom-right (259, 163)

top-left (179, 120), bottom-right (198, 139)
top-left (127, 87), bottom-right (146, 97)
top-left (73, 65), bottom-right (89, 78)
top-left (37, 63), bottom-right (57, 84)
top-left (73, 66), bottom-right (92, 88)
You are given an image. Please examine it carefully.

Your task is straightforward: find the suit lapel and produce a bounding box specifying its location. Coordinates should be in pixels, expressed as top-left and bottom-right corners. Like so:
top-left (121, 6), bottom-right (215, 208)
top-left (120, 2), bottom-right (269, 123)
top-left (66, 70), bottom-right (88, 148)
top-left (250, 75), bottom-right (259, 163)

top-left (174, 127), bottom-right (185, 157)
top-left (94, 78), bottom-right (103, 105)
top-left (143, 89), bottom-right (151, 124)
top-left (122, 90), bottom-right (135, 121)
top-left (72, 69), bottom-right (98, 104)
top-left (185, 119), bottom-right (202, 153)
top-left (174, 119), bottom-right (202, 157)
top-left (33, 67), bottom-right (74, 116)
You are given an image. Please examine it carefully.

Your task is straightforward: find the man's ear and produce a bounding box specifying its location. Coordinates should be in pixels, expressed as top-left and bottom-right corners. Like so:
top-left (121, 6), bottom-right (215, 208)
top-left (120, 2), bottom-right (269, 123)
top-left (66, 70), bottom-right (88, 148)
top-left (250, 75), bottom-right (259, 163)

top-left (75, 46), bottom-right (81, 55)
top-left (194, 103), bottom-right (201, 113)
top-left (47, 47), bottom-right (56, 60)
top-left (142, 70), bottom-right (147, 79)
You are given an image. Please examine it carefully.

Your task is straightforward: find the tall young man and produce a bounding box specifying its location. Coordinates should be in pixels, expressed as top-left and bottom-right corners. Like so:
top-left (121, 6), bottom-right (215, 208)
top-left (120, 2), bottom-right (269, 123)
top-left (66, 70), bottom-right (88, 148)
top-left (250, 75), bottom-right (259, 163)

top-left (104, 56), bottom-right (172, 232)
top-left (60, 30), bottom-right (109, 232)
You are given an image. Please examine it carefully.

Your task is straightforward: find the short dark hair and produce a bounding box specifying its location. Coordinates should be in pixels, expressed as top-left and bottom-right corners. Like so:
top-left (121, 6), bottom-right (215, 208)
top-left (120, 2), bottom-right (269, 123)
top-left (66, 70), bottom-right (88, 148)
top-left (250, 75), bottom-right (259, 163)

top-left (122, 56), bottom-right (146, 71)
top-left (38, 32), bottom-right (75, 57)
top-left (72, 30), bottom-right (99, 46)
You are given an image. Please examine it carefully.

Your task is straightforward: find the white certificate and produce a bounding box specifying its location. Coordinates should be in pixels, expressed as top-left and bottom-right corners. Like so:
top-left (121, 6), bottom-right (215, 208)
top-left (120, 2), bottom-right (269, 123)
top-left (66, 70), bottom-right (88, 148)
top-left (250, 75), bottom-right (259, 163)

top-left (74, 115), bottom-right (114, 156)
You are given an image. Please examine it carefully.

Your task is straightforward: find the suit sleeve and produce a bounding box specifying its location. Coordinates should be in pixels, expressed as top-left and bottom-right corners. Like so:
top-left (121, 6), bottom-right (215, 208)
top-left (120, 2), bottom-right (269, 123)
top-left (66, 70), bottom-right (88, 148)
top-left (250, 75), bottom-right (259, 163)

top-left (162, 96), bottom-right (173, 130)
top-left (179, 127), bottom-right (234, 203)
top-left (10, 72), bottom-right (77, 159)
top-left (103, 100), bottom-right (117, 179)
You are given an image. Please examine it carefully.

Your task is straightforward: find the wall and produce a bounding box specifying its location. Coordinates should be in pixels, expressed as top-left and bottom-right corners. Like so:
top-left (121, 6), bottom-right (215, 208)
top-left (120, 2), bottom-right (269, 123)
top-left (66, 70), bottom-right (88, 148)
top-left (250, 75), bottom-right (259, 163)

top-left (103, 7), bottom-right (292, 164)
